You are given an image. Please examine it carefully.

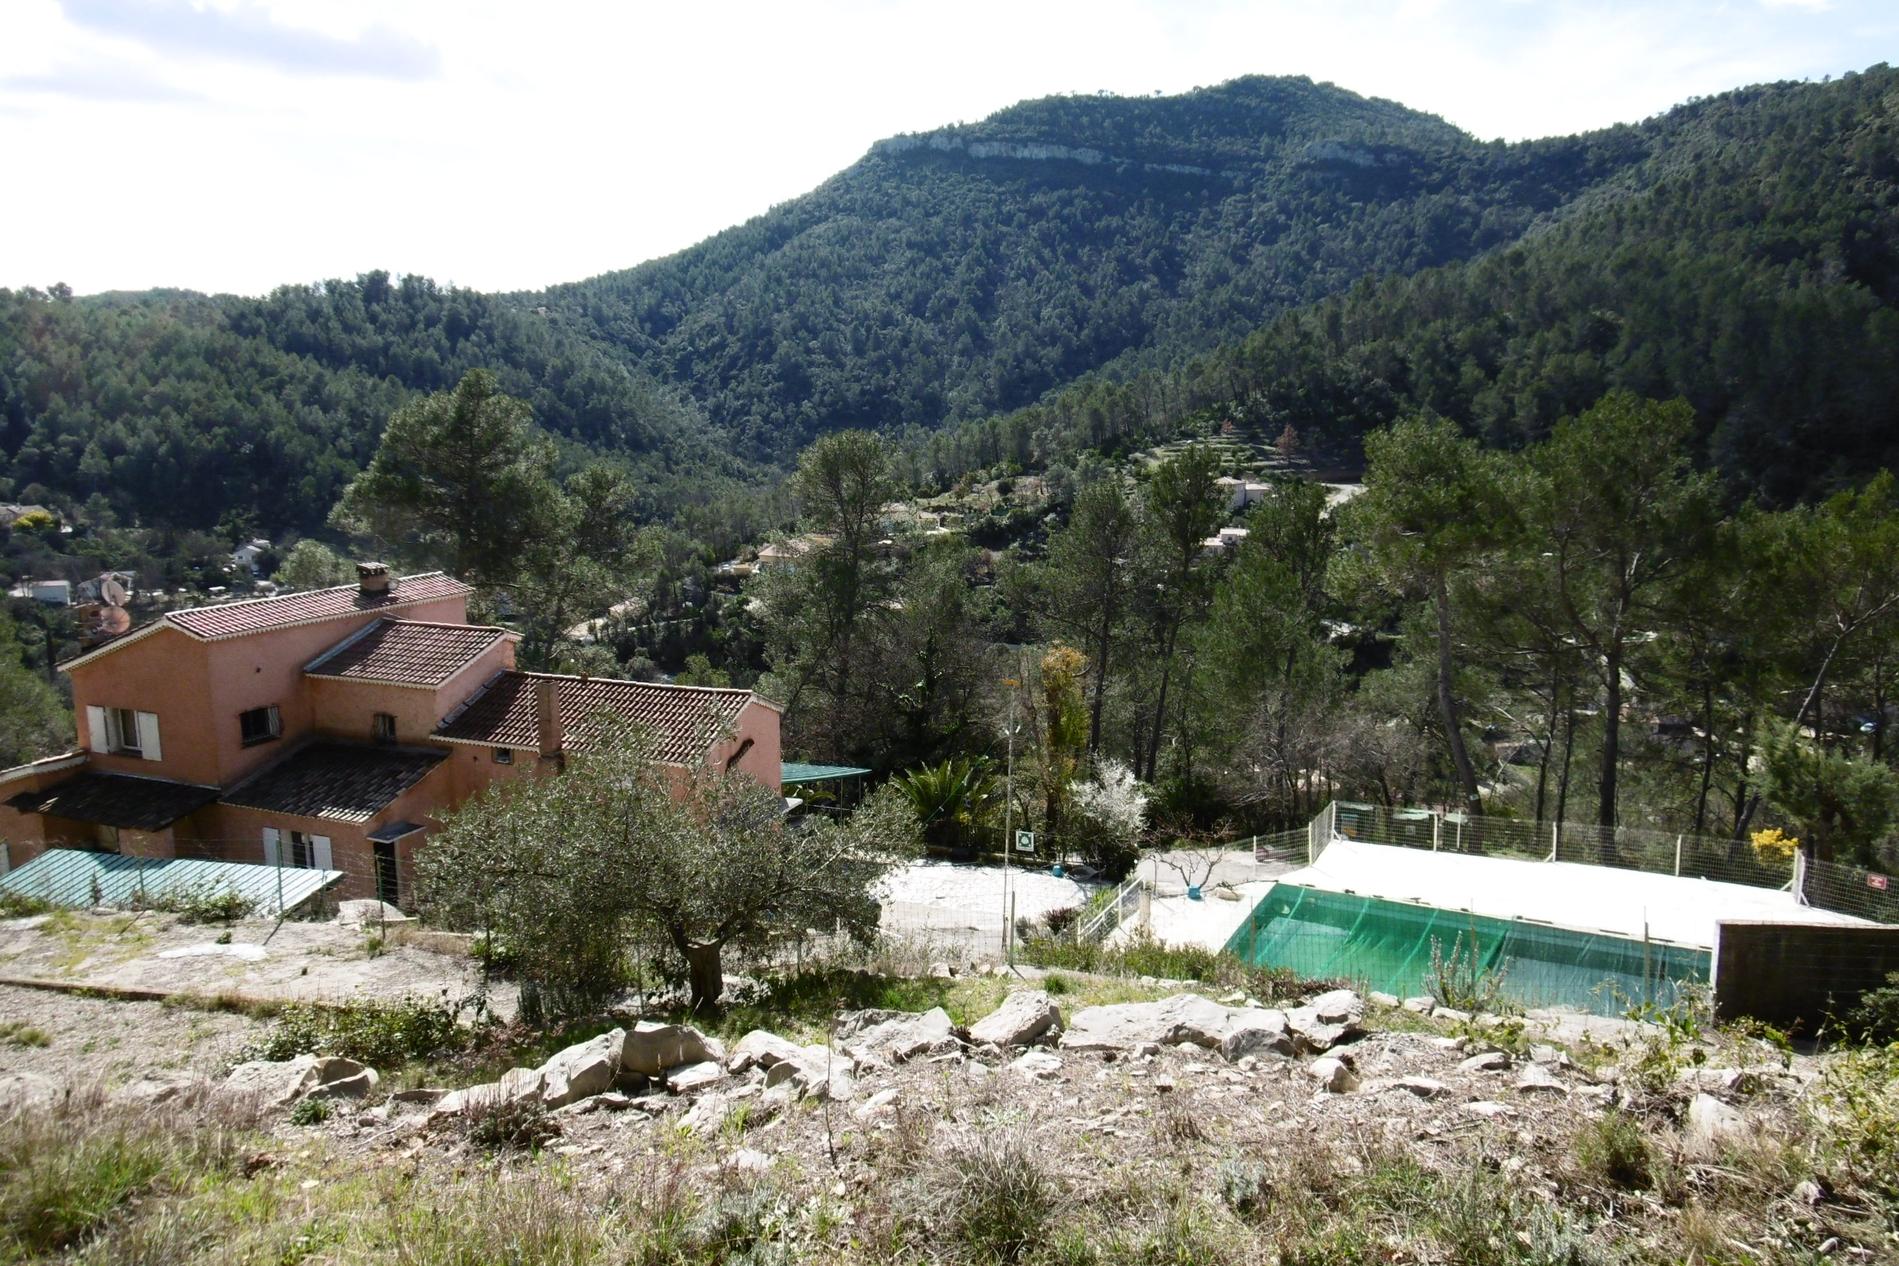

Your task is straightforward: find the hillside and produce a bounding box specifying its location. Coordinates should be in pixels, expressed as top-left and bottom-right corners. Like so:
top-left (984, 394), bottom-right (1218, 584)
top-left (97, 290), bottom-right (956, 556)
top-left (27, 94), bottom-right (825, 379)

top-left (536, 74), bottom-right (1658, 460)
top-left (4, 68), bottom-right (1898, 535)
top-left (914, 66), bottom-right (1899, 504)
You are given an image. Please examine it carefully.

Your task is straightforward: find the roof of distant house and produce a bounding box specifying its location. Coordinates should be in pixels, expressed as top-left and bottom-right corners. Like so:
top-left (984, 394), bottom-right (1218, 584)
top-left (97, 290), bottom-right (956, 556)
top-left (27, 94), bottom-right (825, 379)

top-left (60, 572), bottom-right (473, 671)
top-left (306, 619), bottom-right (511, 689)
top-left (436, 671), bottom-right (770, 764)
top-left (7, 771), bottom-right (220, 830)
top-left (220, 741), bottom-right (447, 824)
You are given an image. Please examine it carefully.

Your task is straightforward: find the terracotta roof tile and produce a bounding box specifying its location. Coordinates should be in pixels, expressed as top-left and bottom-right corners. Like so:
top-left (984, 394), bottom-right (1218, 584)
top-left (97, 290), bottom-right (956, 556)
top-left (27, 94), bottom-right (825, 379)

top-left (220, 741), bottom-right (447, 824)
top-left (7, 772), bottom-right (220, 831)
top-left (165, 573), bottom-right (471, 641)
top-left (306, 619), bottom-right (508, 688)
top-left (436, 672), bottom-right (754, 764)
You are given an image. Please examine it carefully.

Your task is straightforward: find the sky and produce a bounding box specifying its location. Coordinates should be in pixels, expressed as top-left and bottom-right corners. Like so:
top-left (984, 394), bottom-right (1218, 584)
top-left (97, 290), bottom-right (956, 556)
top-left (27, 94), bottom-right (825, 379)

top-left (1, 0), bottom-right (1894, 297)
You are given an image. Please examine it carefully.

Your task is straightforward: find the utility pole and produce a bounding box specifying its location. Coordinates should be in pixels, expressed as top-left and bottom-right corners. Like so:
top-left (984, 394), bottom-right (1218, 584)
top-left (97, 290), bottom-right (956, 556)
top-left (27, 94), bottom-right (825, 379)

top-left (1001, 668), bottom-right (1019, 965)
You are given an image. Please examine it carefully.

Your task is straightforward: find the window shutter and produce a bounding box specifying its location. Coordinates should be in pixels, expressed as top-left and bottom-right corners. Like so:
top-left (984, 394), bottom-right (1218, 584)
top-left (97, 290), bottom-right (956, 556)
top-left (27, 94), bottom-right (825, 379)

top-left (136, 712), bottom-right (161, 762)
top-left (261, 827), bottom-right (281, 867)
top-left (86, 706), bottom-right (109, 754)
top-left (312, 835), bottom-right (333, 871)
top-left (267, 704), bottom-right (281, 737)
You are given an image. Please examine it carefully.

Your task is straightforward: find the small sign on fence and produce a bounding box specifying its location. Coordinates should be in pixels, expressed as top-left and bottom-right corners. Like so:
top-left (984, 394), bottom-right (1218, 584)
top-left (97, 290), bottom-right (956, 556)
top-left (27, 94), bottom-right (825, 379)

top-left (1869, 873), bottom-right (1890, 891)
top-left (1014, 830), bottom-right (1035, 853)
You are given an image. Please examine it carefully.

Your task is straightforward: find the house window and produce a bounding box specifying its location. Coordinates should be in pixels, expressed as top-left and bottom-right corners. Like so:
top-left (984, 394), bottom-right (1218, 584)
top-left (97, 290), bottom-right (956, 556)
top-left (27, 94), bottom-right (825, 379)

top-left (289, 831), bottom-right (315, 869)
top-left (493, 747), bottom-right (514, 765)
top-left (106, 707), bottom-right (142, 756)
top-left (372, 713), bottom-right (397, 745)
top-left (239, 705), bottom-right (282, 747)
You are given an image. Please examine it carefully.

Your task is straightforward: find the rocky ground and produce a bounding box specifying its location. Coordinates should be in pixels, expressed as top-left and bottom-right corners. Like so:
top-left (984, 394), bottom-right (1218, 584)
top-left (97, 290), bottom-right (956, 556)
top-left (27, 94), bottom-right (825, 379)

top-left (4, 957), bottom-right (1893, 1264)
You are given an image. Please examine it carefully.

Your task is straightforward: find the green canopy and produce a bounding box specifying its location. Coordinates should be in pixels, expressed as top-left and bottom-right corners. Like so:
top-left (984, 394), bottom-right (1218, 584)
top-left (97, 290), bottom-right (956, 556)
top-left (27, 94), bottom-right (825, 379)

top-left (780, 762), bottom-right (873, 786)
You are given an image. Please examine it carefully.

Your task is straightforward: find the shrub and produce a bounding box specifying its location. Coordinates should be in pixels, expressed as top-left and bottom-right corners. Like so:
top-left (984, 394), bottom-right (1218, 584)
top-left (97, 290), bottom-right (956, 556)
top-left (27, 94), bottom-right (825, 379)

top-left (908, 1129), bottom-right (1060, 1265)
top-left (137, 884), bottom-right (255, 925)
top-left (0, 891), bottom-right (53, 918)
top-left (463, 1095), bottom-right (558, 1152)
top-left (0, 1021), bottom-right (50, 1048)
top-left (1428, 929), bottom-right (1512, 1014)
top-left (1846, 971), bottom-right (1899, 1045)
top-left (288, 1096), bottom-right (333, 1126)
top-left (0, 1096), bottom-right (251, 1259)
top-left (1573, 1111), bottom-right (1653, 1191)
top-left (238, 994), bottom-right (473, 1068)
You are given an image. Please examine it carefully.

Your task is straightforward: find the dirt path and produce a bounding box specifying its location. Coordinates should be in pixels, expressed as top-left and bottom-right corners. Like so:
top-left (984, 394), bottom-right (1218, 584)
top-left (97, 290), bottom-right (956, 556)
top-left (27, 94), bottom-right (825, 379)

top-left (0, 982), bottom-right (263, 1088)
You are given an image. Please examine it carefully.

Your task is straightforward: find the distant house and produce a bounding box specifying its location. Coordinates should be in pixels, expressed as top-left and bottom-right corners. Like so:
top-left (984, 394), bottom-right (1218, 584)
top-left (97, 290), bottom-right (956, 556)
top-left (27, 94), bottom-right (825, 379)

top-left (9, 580), bottom-right (72, 606)
top-left (0, 504), bottom-right (54, 529)
top-left (1200, 526), bottom-right (1251, 556)
top-left (74, 571), bottom-right (136, 604)
top-left (755, 535), bottom-right (831, 574)
top-left (232, 539), bottom-right (273, 576)
top-left (1214, 476), bottom-right (1270, 513)
top-left (0, 564), bottom-right (782, 906)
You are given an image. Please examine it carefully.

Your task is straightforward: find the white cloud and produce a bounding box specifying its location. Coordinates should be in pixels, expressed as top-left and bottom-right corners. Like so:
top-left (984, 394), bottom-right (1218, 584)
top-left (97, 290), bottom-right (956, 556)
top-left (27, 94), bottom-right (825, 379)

top-left (0, 0), bottom-right (1893, 296)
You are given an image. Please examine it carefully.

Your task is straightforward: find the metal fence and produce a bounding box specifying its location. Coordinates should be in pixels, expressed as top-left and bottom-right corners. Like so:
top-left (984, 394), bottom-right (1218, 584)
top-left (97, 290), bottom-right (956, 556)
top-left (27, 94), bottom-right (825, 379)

top-left (0, 847), bottom-right (341, 917)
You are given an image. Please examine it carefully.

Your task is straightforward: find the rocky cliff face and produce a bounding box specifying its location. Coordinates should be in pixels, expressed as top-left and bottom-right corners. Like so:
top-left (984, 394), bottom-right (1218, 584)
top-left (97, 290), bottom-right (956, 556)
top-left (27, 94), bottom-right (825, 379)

top-left (872, 132), bottom-right (1229, 180)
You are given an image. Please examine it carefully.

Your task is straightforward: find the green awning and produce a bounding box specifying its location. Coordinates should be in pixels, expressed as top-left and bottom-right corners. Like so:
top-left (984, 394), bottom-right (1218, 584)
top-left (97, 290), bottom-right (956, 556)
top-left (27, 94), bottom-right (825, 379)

top-left (781, 762), bottom-right (872, 786)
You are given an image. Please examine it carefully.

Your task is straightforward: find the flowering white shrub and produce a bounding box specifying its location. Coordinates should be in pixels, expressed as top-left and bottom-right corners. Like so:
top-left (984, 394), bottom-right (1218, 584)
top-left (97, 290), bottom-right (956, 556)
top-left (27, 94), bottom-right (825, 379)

top-left (1067, 758), bottom-right (1150, 878)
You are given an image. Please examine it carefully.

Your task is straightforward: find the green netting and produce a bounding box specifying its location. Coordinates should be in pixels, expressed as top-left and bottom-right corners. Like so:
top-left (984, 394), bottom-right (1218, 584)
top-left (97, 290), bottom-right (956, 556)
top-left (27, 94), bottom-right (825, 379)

top-left (1225, 885), bottom-right (1709, 1016)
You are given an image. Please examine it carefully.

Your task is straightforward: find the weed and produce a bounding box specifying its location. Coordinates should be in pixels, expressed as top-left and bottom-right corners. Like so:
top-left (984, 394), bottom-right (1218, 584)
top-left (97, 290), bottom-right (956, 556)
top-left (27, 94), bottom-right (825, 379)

top-left (0, 1020), bottom-right (50, 1048)
top-left (1043, 972), bottom-right (1071, 995)
top-left (238, 994), bottom-right (475, 1069)
top-left (1846, 970), bottom-right (1899, 1045)
top-left (906, 1128), bottom-right (1060, 1264)
top-left (363, 933), bottom-right (386, 960)
top-left (463, 1095), bottom-right (558, 1153)
top-left (133, 885), bottom-right (255, 926)
top-left (288, 1097), bottom-right (333, 1127)
top-left (1573, 1110), bottom-right (1653, 1191)
top-left (1217, 1158), bottom-right (1273, 1218)
top-left (1428, 928), bottom-right (1512, 1014)
top-left (0, 891), bottom-right (53, 918)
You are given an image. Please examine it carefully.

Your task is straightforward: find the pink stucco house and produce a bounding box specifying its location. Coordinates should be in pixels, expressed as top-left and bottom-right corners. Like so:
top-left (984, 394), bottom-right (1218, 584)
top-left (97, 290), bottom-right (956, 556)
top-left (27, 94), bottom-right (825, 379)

top-left (0, 564), bottom-right (782, 904)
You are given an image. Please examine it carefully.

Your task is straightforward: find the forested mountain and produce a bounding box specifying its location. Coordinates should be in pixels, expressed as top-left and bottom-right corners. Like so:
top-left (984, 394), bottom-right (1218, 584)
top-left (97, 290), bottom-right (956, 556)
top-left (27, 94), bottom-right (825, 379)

top-left (0, 277), bottom-right (739, 534)
top-left (3, 66), bottom-right (1896, 535)
top-left (536, 75), bottom-right (1663, 459)
top-left (910, 66), bottom-right (1899, 504)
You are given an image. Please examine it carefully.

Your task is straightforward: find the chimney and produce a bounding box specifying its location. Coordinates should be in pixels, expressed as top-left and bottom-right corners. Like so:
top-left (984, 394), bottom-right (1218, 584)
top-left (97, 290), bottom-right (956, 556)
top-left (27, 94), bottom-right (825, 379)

top-left (534, 676), bottom-right (564, 764)
top-left (356, 561), bottom-right (391, 595)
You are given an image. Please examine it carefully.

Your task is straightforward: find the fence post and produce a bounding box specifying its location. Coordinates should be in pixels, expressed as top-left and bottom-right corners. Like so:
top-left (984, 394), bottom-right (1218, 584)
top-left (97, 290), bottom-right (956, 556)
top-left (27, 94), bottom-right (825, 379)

top-left (1548, 823), bottom-right (1558, 863)
top-left (1793, 849), bottom-right (1808, 907)
top-left (1432, 815), bottom-right (1441, 852)
top-left (1674, 834), bottom-right (1683, 878)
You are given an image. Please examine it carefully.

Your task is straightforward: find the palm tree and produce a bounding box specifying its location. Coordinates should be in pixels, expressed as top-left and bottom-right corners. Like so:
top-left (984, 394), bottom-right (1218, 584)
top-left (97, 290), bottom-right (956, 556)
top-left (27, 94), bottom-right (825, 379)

top-left (893, 758), bottom-right (1002, 851)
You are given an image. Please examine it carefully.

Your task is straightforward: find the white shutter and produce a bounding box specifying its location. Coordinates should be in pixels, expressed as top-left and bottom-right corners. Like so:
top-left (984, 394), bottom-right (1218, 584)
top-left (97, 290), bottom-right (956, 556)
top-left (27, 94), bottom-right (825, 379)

top-left (312, 835), bottom-right (333, 871)
top-left (86, 706), bottom-right (109, 753)
top-left (266, 704), bottom-right (281, 738)
top-left (136, 712), bottom-right (161, 762)
top-left (261, 827), bottom-right (281, 867)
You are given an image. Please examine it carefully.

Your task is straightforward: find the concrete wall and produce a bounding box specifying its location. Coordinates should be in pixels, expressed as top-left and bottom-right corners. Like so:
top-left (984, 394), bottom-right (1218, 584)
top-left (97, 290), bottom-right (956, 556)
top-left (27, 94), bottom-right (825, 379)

top-left (1713, 919), bottom-right (1899, 1030)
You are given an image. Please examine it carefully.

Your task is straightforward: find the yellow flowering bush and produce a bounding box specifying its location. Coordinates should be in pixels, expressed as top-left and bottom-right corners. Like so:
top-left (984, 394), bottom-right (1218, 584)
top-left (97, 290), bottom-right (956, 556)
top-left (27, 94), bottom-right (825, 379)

top-left (1750, 827), bottom-right (1799, 865)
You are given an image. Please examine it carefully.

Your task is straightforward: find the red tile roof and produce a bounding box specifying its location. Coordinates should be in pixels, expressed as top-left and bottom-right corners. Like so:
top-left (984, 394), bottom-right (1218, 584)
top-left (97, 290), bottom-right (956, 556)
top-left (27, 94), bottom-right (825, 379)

top-left (436, 672), bottom-right (758, 764)
top-left (164, 573), bottom-right (471, 641)
top-left (306, 619), bottom-right (509, 688)
top-left (220, 741), bottom-right (447, 824)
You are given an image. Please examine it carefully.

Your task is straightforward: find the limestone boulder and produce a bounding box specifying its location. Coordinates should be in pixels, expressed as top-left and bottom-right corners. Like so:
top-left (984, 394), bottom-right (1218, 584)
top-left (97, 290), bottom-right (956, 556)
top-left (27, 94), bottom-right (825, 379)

top-left (537, 1030), bottom-right (623, 1108)
top-left (621, 1022), bottom-right (724, 1079)
top-left (843, 1007), bottom-right (959, 1064)
top-left (666, 1061), bottom-right (727, 1094)
top-left (1308, 1056), bottom-right (1359, 1093)
top-left (223, 1056), bottom-right (323, 1108)
top-left (1059, 994), bottom-right (1233, 1052)
top-left (727, 1029), bottom-right (805, 1075)
top-left (968, 990), bottom-right (1062, 1049)
top-left (1220, 1008), bottom-right (1293, 1061)
top-left (0, 1071), bottom-right (63, 1117)
top-left (1685, 1092), bottom-right (1749, 1157)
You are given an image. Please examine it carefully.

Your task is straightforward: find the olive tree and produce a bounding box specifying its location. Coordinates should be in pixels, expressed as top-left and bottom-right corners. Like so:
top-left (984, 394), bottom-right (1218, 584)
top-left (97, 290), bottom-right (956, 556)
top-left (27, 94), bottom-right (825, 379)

top-left (420, 724), bottom-right (922, 1016)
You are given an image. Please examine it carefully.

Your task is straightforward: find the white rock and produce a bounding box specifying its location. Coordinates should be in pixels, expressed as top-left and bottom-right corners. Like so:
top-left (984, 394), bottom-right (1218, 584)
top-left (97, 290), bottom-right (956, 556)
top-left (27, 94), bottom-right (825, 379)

top-left (844, 1008), bottom-right (959, 1064)
top-left (1432, 1006), bottom-right (1471, 1024)
top-left (1221, 1009), bottom-right (1294, 1060)
top-left (1430, 1036), bottom-right (1468, 1052)
top-left (727, 1030), bottom-right (804, 1075)
top-left (1528, 1044), bottom-right (1572, 1068)
top-left (621, 1022), bottom-right (723, 1078)
top-left (1459, 1051), bottom-right (1511, 1073)
top-left (1060, 994), bottom-right (1233, 1052)
top-left (1010, 1050), bottom-right (1064, 1081)
top-left (666, 1060), bottom-right (727, 1094)
top-left (158, 942), bottom-right (268, 962)
top-left (1396, 1076), bottom-right (1447, 1098)
top-left (308, 1068), bottom-right (379, 1100)
top-left (537, 1030), bottom-right (623, 1107)
top-left (1308, 1056), bottom-right (1358, 1093)
top-left (1368, 991), bottom-right (1401, 1008)
top-left (336, 899), bottom-right (408, 925)
top-left (1685, 1092), bottom-right (1748, 1156)
top-left (223, 1055), bottom-right (322, 1108)
top-left (728, 1147), bottom-right (774, 1172)
top-left (968, 990), bottom-right (1062, 1048)
top-left (1514, 1062), bottom-right (1567, 1095)
top-left (853, 1088), bottom-right (900, 1119)
top-left (678, 1092), bottom-right (729, 1133)
top-left (1465, 1100), bottom-right (1515, 1118)
top-left (1402, 996), bottom-right (1435, 1013)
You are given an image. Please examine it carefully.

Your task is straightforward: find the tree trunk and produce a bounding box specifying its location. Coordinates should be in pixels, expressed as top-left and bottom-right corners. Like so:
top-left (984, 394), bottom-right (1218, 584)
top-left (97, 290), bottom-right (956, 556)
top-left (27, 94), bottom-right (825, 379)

top-left (1597, 643), bottom-right (1622, 860)
top-left (1087, 618), bottom-right (1111, 763)
top-left (1143, 622), bottom-right (1180, 783)
top-left (1555, 705), bottom-right (1577, 854)
top-left (1693, 678), bottom-right (1716, 838)
top-left (1433, 575), bottom-right (1482, 812)
top-left (683, 941), bottom-right (724, 1014)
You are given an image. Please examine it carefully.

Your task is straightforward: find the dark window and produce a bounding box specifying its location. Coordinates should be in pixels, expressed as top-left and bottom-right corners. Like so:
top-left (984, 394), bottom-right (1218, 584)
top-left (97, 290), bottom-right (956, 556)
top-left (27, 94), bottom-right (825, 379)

top-left (372, 713), bottom-right (397, 744)
top-left (239, 705), bottom-right (280, 747)
top-left (289, 830), bottom-right (314, 869)
top-left (493, 747), bottom-right (514, 765)
top-left (107, 707), bottom-right (142, 756)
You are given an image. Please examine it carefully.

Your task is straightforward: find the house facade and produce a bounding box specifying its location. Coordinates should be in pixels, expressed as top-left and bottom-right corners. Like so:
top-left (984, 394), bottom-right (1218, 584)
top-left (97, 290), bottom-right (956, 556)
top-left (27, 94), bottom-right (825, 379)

top-left (0, 565), bottom-right (782, 905)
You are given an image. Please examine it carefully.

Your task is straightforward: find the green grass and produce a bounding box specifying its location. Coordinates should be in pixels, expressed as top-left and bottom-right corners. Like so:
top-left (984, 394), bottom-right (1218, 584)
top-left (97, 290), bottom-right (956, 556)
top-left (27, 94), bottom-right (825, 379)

top-left (0, 1021), bottom-right (49, 1049)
